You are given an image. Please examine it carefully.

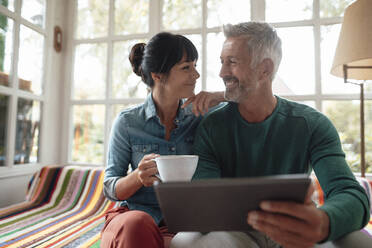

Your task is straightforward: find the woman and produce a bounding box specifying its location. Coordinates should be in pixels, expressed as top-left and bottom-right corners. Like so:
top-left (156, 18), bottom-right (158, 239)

top-left (101, 32), bottom-right (224, 248)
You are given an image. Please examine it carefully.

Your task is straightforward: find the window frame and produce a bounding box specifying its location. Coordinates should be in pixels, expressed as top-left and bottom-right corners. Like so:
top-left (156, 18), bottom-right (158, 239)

top-left (0, 0), bottom-right (56, 178)
top-left (63, 0), bottom-right (372, 171)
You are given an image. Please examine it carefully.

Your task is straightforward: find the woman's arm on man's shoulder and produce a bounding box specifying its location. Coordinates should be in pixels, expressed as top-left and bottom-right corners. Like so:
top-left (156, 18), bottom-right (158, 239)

top-left (181, 91), bottom-right (225, 116)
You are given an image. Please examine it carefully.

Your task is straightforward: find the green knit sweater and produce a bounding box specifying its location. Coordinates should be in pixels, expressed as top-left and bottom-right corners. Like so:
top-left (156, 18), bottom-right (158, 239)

top-left (193, 96), bottom-right (370, 241)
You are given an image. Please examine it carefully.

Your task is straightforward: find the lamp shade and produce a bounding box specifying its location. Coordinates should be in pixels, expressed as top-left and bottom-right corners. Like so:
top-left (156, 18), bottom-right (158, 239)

top-left (331, 0), bottom-right (372, 80)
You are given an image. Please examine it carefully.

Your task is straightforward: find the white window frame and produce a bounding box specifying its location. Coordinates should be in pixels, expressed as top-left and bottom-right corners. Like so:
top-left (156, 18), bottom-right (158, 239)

top-left (0, 0), bottom-right (63, 178)
top-left (62, 0), bottom-right (372, 168)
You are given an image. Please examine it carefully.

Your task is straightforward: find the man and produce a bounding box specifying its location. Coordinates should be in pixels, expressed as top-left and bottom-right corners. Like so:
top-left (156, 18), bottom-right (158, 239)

top-left (170, 22), bottom-right (369, 248)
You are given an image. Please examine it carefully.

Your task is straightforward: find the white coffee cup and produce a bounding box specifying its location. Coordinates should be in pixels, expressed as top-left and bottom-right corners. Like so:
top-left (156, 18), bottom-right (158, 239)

top-left (154, 155), bottom-right (198, 182)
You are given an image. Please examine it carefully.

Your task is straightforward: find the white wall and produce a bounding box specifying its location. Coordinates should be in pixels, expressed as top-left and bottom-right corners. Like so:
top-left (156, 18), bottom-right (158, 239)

top-left (0, 174), bottom-right (33, 208)
top-left (0, 0), bottom-right (67, 208)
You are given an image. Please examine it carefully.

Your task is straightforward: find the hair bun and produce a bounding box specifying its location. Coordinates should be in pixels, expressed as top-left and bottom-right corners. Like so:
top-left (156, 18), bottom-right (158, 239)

top-left (129, 43), bottom-right (146, 77)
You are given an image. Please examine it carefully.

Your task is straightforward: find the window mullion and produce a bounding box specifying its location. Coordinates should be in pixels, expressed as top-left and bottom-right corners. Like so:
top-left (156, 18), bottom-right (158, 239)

top-left (5, 0), bottom-right (23, 168)
top-left (201, 0), bottom-right (207, 91)
top-left (38, 0), bottom-right (53, 166)
top-left (313, 0), bottom-right (322, 111)
top-left (149, 0), bottom-right (161, 35)
top-left (63, 0), bottom-right (77, 165)
top-left (5, 96), bottom-right (16, 167)
top-left (104, 0), bottom-right (115, 166)
top-left (0, 5), bottom-right (17, 19)
top-left (251, 0), bottom-right (265, 21)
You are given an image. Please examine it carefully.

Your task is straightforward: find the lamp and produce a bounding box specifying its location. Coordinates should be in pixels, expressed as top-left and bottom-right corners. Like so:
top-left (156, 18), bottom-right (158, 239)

top-left (331, 0), bottom-right (372, 177)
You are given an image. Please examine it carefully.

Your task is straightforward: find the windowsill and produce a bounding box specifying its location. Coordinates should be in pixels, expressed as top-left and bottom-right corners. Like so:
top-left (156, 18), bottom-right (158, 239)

top-left (66, 162), bottom-right (104, 167)
top-left (353, 172), bottom-right (372, 181)
top-left (0, 163), bottom-right (42, 178)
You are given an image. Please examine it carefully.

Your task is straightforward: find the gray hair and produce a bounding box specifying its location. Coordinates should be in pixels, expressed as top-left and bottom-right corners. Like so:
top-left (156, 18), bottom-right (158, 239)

top-left (223, 22), bottom-right (282, 78)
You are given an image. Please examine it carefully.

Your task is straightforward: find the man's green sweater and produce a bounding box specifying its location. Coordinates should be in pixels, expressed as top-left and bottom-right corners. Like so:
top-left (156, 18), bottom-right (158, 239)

top-left (193, 96), bottom-right (370, 241)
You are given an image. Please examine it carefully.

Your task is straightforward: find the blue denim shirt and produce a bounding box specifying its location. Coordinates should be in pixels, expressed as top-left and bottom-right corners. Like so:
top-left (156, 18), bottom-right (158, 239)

top-left (103, 93), bottom-right (203, 224)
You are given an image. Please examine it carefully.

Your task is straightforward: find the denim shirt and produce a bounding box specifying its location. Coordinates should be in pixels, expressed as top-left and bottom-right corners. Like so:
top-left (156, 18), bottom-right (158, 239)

top-left (103, 93), bottom-right (203, 224)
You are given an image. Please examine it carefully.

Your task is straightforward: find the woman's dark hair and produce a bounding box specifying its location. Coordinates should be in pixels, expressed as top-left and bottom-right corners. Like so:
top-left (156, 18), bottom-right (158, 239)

top-left (129, 32), bottom-right (198, 87)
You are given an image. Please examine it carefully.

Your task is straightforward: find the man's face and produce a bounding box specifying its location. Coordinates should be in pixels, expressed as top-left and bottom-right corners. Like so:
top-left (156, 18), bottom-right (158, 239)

top-left (219, 36), bottom-right (259, 102)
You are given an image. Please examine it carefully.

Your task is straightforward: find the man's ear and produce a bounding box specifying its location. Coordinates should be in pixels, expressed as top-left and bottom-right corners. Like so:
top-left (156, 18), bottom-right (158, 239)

top-left (151, 72), bottom-right (163, 84)
top-left (258, 58), bottom-right (274, 81)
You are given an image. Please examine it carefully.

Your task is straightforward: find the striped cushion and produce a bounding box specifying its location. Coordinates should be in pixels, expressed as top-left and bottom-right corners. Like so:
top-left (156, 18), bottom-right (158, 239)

top-left (0, 165), bottom-right (118, 248)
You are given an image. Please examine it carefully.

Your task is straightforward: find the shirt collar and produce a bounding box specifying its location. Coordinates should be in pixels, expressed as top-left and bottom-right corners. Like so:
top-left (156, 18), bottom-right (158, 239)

top-left (143, 93), bottom-right (194, 122)
top-left (144, 93), bottom-right (158, 121)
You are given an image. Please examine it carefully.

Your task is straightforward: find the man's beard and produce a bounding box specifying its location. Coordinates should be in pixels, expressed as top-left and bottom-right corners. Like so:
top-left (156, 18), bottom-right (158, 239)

top-left (223, 76), bottom-right (252, 103)
top-left (224, 87), bottom-right (242, 102)
top-left (224, 79), bottom-right (258, 103)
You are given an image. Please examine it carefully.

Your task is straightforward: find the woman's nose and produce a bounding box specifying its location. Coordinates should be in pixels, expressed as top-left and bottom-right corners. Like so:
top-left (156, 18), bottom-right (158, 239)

top-left (193, 68), bottom-right (200, 79)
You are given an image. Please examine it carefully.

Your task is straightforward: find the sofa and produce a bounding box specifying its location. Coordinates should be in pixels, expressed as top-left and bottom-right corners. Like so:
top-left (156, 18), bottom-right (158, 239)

top-left (0, 165), bottom-right (371, 247)
top-left (311, 176), bottom-right (372, 247)
top-left (0, 166), bottom-right (118, 247)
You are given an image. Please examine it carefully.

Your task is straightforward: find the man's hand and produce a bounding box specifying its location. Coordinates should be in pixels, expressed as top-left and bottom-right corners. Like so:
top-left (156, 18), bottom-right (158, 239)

top-left (247, 183), bottom-right (330, 248)
top-left (137, 153), bottom-right (160, 186)
top-left (181, 91), bottom-right (225, 116)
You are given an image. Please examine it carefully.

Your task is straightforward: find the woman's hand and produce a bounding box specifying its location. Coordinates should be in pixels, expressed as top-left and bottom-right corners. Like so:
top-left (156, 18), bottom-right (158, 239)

top-left (137, 153), bottom-right (160, 187)
top-left (182, 91), bottom-right (225, 116)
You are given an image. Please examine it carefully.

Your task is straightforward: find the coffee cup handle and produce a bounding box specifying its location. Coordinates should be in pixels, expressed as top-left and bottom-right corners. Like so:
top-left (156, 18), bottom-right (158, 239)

top-left (150, 158), bottom-right (162, 181)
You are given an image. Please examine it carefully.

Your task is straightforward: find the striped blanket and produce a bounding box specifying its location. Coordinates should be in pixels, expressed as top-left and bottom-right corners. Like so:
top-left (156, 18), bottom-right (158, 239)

top-left (0, 165), bottom-right (118, 248)
top-left (1, 166), bottom-right (371, 247)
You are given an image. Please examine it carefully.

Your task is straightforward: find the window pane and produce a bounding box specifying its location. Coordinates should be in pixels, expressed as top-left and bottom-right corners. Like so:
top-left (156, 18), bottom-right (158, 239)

top-left (207, 0), bottom-right (250, 28)
top-left (115, 0), bottom-right (149, 35)
top-left (15, 98), bottom-right (40, 164)
top-left (321, 24), bottom-right (358, 94)
top-left (21, 0), bottom-right (45, 28)
top-left (162, 0), bottom-right (201, 30)
top-left (323, 100), bottom-right (372, 173)
top-left (0, 94), bottom-right (8, 166)
top-left (274, 26), bottom-right (315, 95)
top-left (18, 25), bottom-right (44, 94)
top-left (112, 40), bottom-right (147, 98)
top-left (0, 15), bottom-right (13, 87)
top-left (72, 104), bottom-right (105, 164)
top-left (76, 0), bottom-right (109, 39)
top-left (266, 0), bottom-right (313, 22)
top-left (320, 0), bottom-right (356, 18)
top-left (73, 43), bottom-right (106, 99)
top-left (206, 32), bottom-right (225, 91)
top-left (184, 34), bottom-right (202, 93)
top-left (1, 0), bottom-right (14, 11)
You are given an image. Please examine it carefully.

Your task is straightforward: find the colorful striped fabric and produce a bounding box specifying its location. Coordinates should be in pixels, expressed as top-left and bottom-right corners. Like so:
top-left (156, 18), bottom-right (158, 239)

top-left (0, 165), bottom-right (118, 248)
top-left (1, 166), bottom-right (371, 247)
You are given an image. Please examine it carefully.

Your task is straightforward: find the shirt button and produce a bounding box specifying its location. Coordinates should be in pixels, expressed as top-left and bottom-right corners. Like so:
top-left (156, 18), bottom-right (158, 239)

top-left (175, 119), bottom-right (179, 123)
top-left (171, 147), bottom-right (176, 151)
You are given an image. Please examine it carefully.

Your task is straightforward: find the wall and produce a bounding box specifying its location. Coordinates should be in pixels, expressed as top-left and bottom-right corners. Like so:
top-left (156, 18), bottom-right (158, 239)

top-left (0, 174), bottom-right (33, 208)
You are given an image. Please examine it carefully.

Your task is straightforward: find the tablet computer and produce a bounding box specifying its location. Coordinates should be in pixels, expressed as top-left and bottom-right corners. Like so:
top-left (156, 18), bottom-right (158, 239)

top-left (154, 174), bottom-right (311, 233)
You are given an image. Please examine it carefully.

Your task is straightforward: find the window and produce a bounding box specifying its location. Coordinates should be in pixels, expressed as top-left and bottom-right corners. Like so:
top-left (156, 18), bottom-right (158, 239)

top-left (0, 94), bottom-right (8, 166)
top-left (67, 0), bottom-right (370, 173)
top-left (0, 0), bottom-right (47, 170)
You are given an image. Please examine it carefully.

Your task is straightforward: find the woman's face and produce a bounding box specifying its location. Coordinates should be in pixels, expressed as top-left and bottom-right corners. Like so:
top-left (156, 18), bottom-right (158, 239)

top-left (161, 54), bottom-right (200, 99)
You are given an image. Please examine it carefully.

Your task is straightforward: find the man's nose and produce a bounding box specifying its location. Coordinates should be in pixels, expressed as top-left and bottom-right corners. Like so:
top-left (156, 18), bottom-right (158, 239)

top-left (219, 63), bottom-right (230, 78)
